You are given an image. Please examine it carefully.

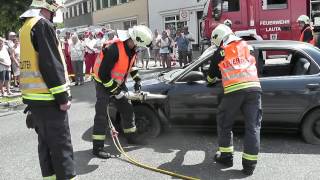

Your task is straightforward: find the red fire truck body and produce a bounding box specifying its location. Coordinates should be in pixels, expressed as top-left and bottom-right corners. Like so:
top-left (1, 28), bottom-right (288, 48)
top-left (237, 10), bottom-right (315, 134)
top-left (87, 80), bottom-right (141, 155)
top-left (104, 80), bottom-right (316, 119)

top-left (202, 0), bottom-right (320, 41)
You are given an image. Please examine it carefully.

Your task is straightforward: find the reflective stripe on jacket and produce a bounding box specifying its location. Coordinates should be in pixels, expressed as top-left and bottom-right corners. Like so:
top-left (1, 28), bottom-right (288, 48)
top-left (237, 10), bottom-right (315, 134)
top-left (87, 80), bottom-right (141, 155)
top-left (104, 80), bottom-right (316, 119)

top-left (299, 26), bottom-right (315, 45)
top-left (218, 40), bottom-right (261, 94)
top-left (93, 40), bottom-right (136, 85)
top-left (20, 17), bottom-right (70, 101)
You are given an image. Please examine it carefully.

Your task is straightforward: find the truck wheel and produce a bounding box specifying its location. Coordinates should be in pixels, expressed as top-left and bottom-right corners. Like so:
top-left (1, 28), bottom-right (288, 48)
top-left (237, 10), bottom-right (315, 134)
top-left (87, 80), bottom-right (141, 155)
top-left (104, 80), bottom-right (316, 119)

top-left (133, 105), bottom-right (161, 138)
top-left (301, 109), bottom-right (320, 145)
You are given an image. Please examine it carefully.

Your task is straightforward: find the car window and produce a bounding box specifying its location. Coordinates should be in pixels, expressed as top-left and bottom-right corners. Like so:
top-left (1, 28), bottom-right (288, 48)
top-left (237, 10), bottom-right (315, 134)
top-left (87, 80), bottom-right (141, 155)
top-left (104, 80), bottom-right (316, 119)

top-left (256, 49), bottom-right (319, 77)
top-left (176, 55), bottom-right (213, 82)
top-left (262, 0), bottom-right (288, 10)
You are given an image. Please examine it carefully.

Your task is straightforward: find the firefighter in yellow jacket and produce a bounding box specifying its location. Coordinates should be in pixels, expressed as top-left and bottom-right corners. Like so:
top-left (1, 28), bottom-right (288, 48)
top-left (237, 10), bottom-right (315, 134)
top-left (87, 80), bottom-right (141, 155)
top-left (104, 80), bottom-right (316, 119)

top-left (20, 1), bottom-right (76, 179)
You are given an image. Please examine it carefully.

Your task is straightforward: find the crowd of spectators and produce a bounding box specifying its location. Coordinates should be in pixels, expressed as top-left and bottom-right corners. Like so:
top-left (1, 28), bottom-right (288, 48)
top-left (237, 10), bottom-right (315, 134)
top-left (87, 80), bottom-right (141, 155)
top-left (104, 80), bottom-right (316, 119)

top-left (0, 32), bottom-right (20, 97)
top-left (0, 25), bottom-right (195, 97)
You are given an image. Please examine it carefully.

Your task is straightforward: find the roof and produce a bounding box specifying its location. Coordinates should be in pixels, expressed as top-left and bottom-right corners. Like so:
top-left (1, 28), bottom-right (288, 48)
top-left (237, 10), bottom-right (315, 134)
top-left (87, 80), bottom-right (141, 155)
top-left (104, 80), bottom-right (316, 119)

top-left (248, 40), bottom-right (313, 49)
top-left (248, 40), bottom-right (320, 64)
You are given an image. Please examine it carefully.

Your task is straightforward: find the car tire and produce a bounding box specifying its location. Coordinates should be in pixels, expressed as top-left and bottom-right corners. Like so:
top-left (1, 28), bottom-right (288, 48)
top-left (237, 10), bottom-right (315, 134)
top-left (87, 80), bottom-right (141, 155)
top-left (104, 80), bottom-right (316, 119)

top-left (133, 105), bottom-right (161, 138)
top-left (301, 109), bottom-right (320, 145)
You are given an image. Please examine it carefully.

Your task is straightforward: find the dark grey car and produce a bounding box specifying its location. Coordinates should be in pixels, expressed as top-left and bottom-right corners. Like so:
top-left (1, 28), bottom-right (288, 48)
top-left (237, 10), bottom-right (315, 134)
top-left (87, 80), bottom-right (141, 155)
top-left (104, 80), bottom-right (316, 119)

top-left (110, 40), bottom-right (320, 145)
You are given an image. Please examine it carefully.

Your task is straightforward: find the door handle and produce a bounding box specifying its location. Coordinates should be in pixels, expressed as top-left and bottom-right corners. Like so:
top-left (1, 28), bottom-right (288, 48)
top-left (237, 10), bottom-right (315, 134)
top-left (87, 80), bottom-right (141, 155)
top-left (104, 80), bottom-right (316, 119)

top-left (306, 83), bottom-right (320, 90)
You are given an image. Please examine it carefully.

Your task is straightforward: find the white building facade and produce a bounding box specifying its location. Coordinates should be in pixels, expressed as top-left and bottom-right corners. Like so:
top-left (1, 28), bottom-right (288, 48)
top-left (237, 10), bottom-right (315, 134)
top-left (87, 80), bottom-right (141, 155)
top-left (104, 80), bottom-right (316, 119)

top-left (148, 0), bottom-right (206, 47)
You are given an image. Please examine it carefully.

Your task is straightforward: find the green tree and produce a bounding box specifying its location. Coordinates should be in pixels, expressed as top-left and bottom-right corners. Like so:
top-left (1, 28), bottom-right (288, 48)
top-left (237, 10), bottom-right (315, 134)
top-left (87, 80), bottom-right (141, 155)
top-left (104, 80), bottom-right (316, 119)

top-left (0, 0), bottom-right (32, 37)
top-left (55, 22), bottom-right (65, 29)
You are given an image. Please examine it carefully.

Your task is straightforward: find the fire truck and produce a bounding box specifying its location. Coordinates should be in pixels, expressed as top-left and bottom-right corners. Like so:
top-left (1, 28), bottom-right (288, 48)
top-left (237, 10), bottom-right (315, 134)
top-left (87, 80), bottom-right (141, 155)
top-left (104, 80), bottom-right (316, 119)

top-left (201, 0), bottom-right (320, 44)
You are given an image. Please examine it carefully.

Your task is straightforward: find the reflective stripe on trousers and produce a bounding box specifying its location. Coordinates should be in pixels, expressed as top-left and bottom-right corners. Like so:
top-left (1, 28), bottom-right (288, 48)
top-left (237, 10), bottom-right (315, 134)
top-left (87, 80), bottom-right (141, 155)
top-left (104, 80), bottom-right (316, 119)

top-left (92, 135), bottom-right (106, 140)
top-left (123, 126), bottom-right (137, 133)
top-left (43, 174), bottom-right (56, 180)
top-left (219, 146), bottom-right (234, 153)
top-left (243, 153), bottom-right (258, 161)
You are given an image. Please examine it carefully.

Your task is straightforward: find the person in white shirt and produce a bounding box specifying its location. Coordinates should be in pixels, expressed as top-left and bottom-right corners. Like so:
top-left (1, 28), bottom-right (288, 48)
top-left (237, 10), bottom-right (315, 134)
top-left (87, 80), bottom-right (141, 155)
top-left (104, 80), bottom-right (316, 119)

top-left (7, 32), bottom-right (17, 49)
top-left (137, 46), bottom-right (150, 69)
top-left (152, 30), bottom-right (161, 66)
top-left (94, 31), bottom-right (104, 54)
top-left (69, 35), bottom-right (85, 85)
top-left (10, 38), bottom-right (20, 87)
top-left (0, 37), bottom-right (12, 96)
top-left (157, 31), bottom-right (172, 68)
top-left (84, 32), bottom-right (98, 75)
top-left (183, 26), bottom-right (195, 63)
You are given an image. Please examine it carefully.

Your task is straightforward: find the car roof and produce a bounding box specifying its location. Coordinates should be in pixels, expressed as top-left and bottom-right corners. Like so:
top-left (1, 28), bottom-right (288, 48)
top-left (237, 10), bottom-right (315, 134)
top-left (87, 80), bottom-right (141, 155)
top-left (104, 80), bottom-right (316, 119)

top-left (248, 40), bottom-right (320, 65)
top-left (247, 40), bottom-right (312, 49)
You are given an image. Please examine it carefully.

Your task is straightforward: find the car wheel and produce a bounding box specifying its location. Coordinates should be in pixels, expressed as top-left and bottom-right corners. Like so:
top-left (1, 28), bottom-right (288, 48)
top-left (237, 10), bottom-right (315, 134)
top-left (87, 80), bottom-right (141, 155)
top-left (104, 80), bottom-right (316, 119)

top-left (301, 109), bottom-right (320, 145)
top-left (134, 105), bottom-right (161, 138)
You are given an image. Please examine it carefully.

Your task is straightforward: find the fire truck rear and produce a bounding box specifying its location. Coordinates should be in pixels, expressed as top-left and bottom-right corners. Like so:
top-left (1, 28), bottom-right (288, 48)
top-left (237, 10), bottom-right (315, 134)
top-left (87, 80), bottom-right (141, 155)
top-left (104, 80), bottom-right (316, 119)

top-left (201, 0), bottom-right (320, 45)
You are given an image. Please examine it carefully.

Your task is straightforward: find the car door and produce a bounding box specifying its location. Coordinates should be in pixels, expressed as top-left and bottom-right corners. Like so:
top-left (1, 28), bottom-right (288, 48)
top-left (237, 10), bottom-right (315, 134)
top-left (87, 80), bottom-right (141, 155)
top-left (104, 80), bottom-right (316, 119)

top-left (166, 56), bottom-right (224, 127)
top-left (258, 49), bottom-right (320, 128)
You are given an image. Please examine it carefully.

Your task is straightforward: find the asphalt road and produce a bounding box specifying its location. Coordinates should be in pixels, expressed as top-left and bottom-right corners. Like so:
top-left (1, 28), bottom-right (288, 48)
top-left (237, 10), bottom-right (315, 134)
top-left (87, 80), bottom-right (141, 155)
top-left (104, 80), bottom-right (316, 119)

top-left (1, 72), bottom-right (320, 180)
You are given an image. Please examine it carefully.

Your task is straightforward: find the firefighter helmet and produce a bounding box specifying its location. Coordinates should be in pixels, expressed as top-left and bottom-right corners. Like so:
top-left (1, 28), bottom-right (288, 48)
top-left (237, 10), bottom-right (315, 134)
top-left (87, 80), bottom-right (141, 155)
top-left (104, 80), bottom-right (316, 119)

top-left (128, 25), bottom-right (153, 47)
top-left (30, 0), bottom-right (61, 12)
top-left (223, 19), bottom-right (232, 27)
top-left (211, 24), bottom-right (233, 47)
top-left (297, 15), bottom-right (310, 24)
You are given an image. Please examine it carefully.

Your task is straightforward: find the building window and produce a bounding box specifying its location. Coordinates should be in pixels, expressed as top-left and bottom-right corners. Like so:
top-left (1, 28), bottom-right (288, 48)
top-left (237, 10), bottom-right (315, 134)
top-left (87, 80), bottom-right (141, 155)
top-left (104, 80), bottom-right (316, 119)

top-left (164, 15), bottom-right (187, 36)
top-left (123, 19), bottom-right (137, 30)
top-left (110, 0), bottom-right (117, 6)
top-left (83, 1), bottom-right (88, 14)
top-left (222, 0), bottom-right (240, 12)
top-left (102, 0), bottom-right (109, 8)
top-left (96, 0), bottom-right (101, 10)
top-left (262, 0), bottom-right (288, 10)
top-left (120, 0), bottom-right (128, 3)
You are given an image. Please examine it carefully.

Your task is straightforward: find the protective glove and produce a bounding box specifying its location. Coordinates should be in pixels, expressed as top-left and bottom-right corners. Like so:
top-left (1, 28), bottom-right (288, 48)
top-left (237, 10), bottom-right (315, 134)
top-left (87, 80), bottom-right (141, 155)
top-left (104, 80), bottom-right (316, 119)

top-left (114, 91), bottom-right (126, 99)
top-left (206, 76), bottom-right (217, 87)
top-left (24, 107), bottom-right (34, 129)
top-left (26, 112), bottom-right (34, 129)
top-left (134, 81), bottom-right (141, 92)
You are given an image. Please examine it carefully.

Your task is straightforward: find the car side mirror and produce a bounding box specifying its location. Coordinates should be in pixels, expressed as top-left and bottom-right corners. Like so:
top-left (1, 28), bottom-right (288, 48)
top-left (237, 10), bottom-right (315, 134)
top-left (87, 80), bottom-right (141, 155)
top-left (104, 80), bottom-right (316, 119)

top-left (180, 71), bottom-right (204, 83)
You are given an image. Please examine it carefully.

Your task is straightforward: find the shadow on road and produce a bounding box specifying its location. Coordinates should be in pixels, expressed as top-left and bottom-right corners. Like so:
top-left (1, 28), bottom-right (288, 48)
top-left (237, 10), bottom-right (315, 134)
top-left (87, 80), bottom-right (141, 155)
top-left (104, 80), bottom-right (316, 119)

top-left (77, 126), bottom-right (320, 179)
top-left (74, 149), bottom-right (99, 175)
top-left (74, 126), bottom-right (144, 175)
top-left (157, 149), bottom-right (249, 180)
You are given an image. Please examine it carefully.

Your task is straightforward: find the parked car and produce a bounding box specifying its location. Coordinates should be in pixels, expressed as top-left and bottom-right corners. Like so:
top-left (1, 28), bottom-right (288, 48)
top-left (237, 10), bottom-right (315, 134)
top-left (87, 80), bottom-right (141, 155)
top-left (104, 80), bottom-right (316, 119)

top-left (109, 40), bottom-right (320, 145)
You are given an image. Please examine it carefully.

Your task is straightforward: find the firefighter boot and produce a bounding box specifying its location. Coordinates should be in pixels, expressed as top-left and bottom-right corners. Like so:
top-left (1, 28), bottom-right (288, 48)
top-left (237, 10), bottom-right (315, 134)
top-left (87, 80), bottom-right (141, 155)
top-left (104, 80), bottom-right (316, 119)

top-left (92, 147), bottom-right (111, 159)
top-left (214, 151), bottom-right (233, 167)
top-left (125, 132), bottom-right (148, 145)
top-left (242, 159), bottom-right (257, 176)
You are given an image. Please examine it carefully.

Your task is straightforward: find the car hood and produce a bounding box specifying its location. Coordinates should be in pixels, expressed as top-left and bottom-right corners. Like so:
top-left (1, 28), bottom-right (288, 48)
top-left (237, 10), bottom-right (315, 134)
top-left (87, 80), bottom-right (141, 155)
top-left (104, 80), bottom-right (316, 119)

top-left (127, 77), bottom-right (170, 94)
